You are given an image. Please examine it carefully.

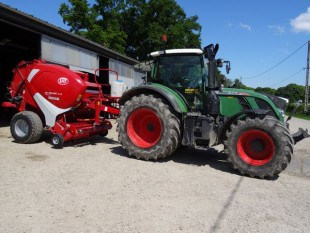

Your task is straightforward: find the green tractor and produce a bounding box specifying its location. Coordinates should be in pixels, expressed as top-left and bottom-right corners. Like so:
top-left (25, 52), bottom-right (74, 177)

top-left (117, 43), bottom-right (303, 178)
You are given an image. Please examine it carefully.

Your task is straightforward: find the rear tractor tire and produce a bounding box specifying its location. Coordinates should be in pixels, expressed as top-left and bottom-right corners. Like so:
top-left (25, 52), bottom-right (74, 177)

top-left (10, 111), bottom-right (43, 144)
top-left (117, 94), bottom-right (181, 160)
top-left (224, 116), bottom-right (293, 178)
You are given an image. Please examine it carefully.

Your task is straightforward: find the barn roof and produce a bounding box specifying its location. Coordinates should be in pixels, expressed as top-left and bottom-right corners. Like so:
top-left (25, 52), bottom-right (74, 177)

top-left (0, 3), bottom-right (139, 65)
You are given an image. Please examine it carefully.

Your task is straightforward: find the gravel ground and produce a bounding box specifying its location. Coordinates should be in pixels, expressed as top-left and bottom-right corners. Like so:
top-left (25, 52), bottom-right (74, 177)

top-left (0, 117), bottom-right (309, 233)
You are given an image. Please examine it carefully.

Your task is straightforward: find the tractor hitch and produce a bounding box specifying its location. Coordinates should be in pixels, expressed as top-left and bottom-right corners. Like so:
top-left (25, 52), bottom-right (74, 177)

top-left (291, 128), bottom-right (310, 144)
top-left (285, 100), bottom-right (310, 144)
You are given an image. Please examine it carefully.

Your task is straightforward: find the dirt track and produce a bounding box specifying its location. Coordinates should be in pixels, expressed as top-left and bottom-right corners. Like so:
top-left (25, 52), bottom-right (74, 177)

top-left (0, 117), bottom-right (309, 233)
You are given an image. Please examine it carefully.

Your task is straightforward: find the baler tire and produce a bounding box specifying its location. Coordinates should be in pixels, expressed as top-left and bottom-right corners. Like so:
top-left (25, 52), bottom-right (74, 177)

top-left (224, 116), bottom-right (293, 178)
top-left (117, 94), bottom-right (181, 160)
top-left (10, 111), bottom-right (43, 144)
top-left (51, 134), bottom-right (64, 149)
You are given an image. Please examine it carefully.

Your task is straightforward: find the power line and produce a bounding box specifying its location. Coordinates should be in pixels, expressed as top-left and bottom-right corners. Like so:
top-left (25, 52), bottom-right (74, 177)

top-left (269, 68), bottom-right (304, 88)
top-left (244, 41), bottom-right (308, 80)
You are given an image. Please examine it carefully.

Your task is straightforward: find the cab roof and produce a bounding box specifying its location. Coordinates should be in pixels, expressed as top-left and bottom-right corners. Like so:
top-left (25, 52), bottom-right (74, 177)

top-left (150, 49), bottom-right (203, 57)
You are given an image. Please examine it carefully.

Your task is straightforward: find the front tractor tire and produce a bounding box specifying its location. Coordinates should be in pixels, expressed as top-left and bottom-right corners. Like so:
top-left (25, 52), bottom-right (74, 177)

top-left (10, 111), bottom-right (43, 144)
top-left (224, 116), bottom-right (293, 178)
top-left (117, 94), bottom-right (181, 160)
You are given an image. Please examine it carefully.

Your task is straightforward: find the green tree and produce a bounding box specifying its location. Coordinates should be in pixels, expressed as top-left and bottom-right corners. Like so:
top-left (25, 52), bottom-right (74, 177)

top-left (230, 78), bottom-right (254, 90)
top-left (59, 0), bottom-right (201, 58)
top-left (123, 0), bottom-right (201, 59)
top-left (215, 69), bottom-right (233, 87)
top-left (255, 87), bottom-right (277, 95)
top-left (275, 83), bottom-right (305, 103)
top-left (59, 0), bottom-right (127, 53)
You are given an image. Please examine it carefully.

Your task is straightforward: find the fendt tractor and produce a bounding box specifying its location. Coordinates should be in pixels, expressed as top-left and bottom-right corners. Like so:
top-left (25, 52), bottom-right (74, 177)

top-left (117, 40), bottom-right (309, 178)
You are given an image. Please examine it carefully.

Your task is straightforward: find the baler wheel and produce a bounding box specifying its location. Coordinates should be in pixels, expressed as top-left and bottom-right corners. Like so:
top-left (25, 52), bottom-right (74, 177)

top-left (117, 94), bottom-right (180, 160)
top-left (51, 134), bottom-right (64, 149)
top-left (10, 111), bottom-right (43, 144)
top-left (224, 116), bottom-right (293, 178)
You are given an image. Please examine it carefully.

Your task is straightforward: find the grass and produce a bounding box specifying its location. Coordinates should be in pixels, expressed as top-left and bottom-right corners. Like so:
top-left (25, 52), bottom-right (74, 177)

top-left (294, 113), bottom-right (310, 121)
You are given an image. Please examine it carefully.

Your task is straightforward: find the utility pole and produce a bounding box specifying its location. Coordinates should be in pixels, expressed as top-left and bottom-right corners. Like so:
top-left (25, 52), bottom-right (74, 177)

top-left (305, 41), bottom-right (310, 112)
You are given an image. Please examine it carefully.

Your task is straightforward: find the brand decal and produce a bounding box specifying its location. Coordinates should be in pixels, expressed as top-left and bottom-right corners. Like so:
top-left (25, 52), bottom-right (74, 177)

top-left (48, 96), bottom-right (60, 101)
top-left (57, 77), bottom-right (69, 85)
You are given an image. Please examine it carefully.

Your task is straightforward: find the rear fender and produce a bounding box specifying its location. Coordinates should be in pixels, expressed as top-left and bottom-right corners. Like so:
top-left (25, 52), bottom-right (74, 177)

top-left (118, 84), bottom-right (188, 113)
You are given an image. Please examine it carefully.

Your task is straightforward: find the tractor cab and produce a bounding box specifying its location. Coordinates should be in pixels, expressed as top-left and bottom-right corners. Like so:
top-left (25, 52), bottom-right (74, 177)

top-left (150, 49), bottom-right (207, 111)
top-left (150, 45), bottom-right (229, 114)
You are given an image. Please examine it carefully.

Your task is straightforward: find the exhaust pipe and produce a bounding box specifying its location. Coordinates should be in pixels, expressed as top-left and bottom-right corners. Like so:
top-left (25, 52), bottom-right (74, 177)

top-left (204, 44), bottom-right (220, 115)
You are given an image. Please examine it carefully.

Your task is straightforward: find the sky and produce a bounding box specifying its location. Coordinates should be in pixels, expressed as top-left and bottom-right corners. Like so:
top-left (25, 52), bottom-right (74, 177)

top-left (1, 0), bottom-right (310, 89)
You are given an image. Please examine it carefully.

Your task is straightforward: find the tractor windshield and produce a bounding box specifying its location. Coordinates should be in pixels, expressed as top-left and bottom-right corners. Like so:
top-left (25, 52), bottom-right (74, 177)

top-left (152, 54), bottom-right (206, 111)
top-left (152, 55), bottom-right (205, 88)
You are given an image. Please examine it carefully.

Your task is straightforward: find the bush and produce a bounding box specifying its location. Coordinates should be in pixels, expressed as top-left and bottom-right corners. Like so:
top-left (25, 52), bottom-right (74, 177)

top-left (275, 83), bottom-right (305, 104)
top-left (286, 103), bottom-right (310, 115)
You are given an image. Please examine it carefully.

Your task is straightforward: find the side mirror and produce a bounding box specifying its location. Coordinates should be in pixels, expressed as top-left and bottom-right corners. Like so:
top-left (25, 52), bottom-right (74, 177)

top-left (224, 61), bottom-right (231, 74)
top-left (216, 59), bottom-right (223, 67)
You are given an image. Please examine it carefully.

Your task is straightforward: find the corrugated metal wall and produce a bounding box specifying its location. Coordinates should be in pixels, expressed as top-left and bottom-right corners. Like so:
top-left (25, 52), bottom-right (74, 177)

top-left (41, 35), bottom-right (99, 74)
top-left (109, 59), bottom-right (145, 89)
top-left (41, 35), bottom-right (145, 89)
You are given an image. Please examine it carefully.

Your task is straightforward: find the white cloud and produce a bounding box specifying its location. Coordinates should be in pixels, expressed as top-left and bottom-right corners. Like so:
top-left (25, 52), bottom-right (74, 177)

top-left (239, 22), bottom-right (251, 31)
top-left (268, 25), bottom-right (285, 35)
top-left (291, 6), bottom-right (310, 33)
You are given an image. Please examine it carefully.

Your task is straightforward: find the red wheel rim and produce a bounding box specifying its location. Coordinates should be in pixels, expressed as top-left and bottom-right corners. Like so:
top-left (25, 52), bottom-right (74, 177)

top-left (237, 130), bottom-right (275, 166)
top-left (127, 108), bottom-right (162, 148)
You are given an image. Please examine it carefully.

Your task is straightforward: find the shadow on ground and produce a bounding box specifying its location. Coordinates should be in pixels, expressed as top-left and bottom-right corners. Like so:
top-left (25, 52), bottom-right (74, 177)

top-left (111, 145), bottom-right (240, 176)
top-left (0, 120), bottom-right (10, 127)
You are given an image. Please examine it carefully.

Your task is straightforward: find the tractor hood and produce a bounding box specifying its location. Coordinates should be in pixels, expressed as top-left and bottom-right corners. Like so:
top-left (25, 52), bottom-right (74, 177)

top-left (223, 88), bottom-right (287, 105)
top-left (219, 88), bottom-right (287, 112)
top-left (222, 88), bottom-right (288, 110)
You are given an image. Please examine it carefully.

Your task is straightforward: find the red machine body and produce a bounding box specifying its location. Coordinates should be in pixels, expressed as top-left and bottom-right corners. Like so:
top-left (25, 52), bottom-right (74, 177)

top-left (3, 59), bottom-right (120, 148)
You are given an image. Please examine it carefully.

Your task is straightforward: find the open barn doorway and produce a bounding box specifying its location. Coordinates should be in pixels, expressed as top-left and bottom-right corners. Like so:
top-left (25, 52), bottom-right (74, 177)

top-left (0, 21), bottom-right (41, 121)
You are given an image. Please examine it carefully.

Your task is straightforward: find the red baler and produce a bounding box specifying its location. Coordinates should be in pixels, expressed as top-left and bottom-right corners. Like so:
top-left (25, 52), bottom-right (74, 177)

top-left (2, 59), bottom-right (120, 148)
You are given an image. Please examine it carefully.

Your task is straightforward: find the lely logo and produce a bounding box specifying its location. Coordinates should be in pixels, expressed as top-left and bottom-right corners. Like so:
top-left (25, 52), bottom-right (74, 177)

top-left (57, 77), bottom-right (69, 85)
